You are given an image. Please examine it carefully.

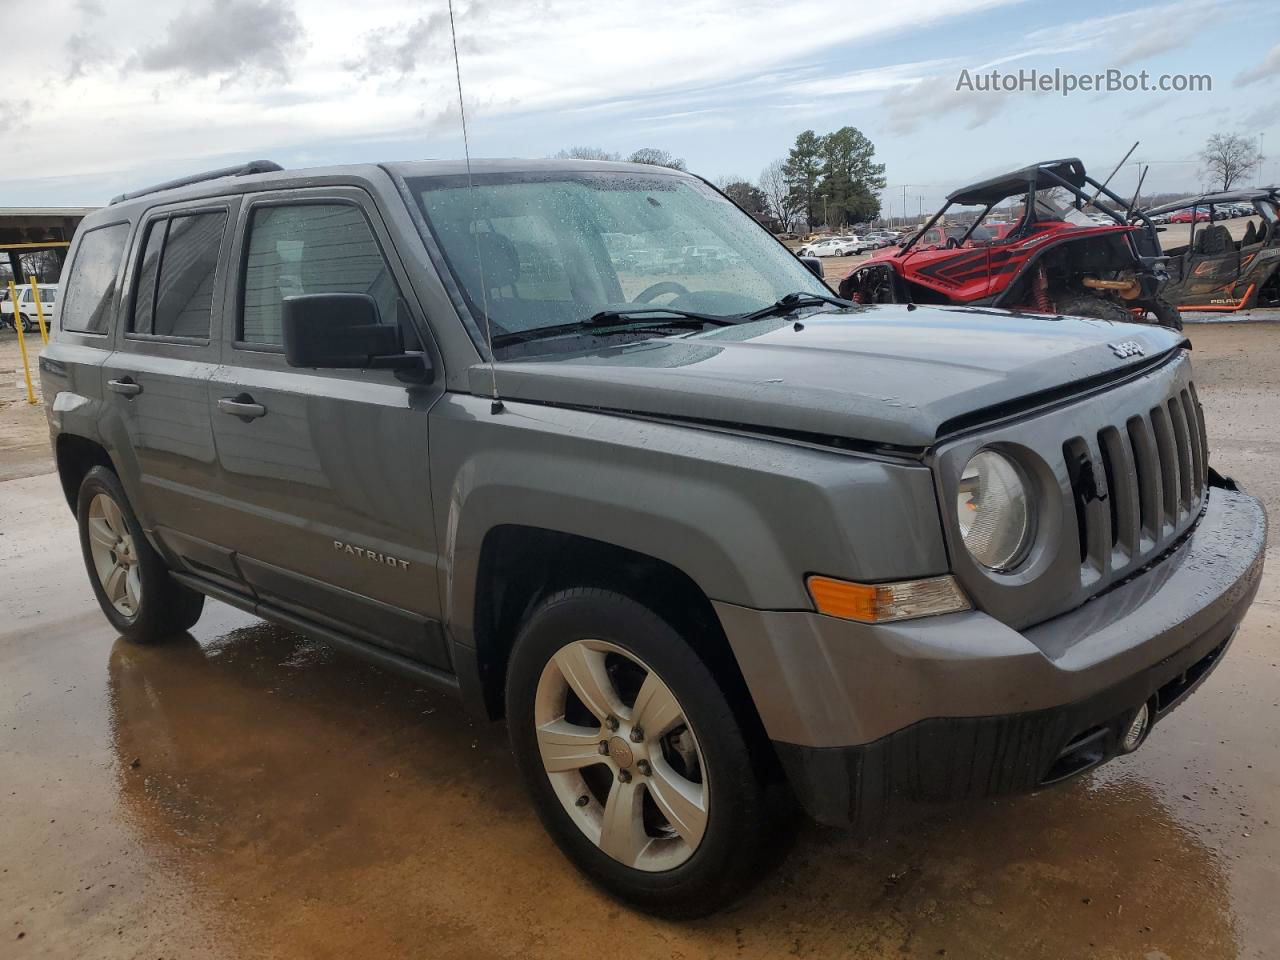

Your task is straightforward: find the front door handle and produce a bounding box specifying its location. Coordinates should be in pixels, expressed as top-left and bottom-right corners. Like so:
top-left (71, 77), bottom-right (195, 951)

top-left (107, 377), bottom-right (143, 398)
top-left (218, 394), bottom-right (267, 421)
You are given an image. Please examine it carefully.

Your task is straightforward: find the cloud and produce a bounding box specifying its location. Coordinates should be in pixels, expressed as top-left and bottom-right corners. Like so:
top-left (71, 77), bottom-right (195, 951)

top-left (880, 74), bottom-right (1010, 135)
top-left (131, 0), bottom-right (306, 82)
top-left (66, 31), bottom-right (112, 80)
top-left (346, 12), bottom-right (453, 79)
top-left (0, 99), bottom-right (31, 135)
top-left (1235, 44), bottom-right (1280, 87)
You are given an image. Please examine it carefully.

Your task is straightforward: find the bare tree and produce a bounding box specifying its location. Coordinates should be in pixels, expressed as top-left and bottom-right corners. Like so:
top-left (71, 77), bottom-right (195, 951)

top-left (553, 146), bottom-right (621, 161)
top-left (1199, 133), bottom-right (1262, 191)
top-left (759, 158), bottom-right (793, 229)
top-left (627, 147), bottom-right (686, 171)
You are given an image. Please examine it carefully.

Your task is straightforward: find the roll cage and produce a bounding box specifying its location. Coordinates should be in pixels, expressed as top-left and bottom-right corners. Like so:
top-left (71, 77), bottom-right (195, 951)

top-left (899, 158), bottom-right (1162, 259)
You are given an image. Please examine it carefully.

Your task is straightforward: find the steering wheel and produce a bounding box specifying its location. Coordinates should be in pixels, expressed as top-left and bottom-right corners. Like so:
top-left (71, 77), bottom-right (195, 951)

top-left (633, 281), bottom-right (690, 303)
top-left (946, 236), bottom-right (961, 249)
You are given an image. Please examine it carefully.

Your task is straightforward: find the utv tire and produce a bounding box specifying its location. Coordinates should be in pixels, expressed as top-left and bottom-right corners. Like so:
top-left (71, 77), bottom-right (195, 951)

top-left (76, 466), bottom-right (204, 643)
top-left (505, 588), bottom-right (785, 918)
top-left (1143, 297), bottom-right (1184, 331)
top-left (1055, 294), bottom-right (1135, 324)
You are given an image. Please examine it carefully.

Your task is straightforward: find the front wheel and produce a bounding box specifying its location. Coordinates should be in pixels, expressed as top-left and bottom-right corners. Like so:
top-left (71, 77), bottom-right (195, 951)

top-left (76, 466), bottom-right (205, 642)
top-left (1054, 293), bottom-right (1135, 324)
top-left (1139, 296), bottom-right (1184, 331)
top-left (505, 588), bottom-right (784, 917)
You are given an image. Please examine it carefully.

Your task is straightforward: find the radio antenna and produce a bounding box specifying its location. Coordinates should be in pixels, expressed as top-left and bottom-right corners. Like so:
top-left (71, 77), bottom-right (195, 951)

top-left (447, 0), bottom-right (502, 414)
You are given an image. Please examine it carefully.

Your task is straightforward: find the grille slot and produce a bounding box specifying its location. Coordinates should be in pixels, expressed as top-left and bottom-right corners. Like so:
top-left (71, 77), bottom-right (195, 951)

top-left (1064, 381), bottom-right (1207, 583)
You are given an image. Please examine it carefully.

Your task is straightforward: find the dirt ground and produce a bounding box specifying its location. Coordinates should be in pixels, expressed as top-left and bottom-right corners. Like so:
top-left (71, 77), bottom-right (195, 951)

top-left (1, 321), bottom-right (1279, 959)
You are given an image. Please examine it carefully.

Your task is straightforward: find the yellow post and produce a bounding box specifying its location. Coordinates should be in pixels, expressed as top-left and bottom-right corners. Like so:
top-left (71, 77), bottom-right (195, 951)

top-left (26, 275), bottom-right (49, 344)
top-left (7, 279), bottom-right (37, 405)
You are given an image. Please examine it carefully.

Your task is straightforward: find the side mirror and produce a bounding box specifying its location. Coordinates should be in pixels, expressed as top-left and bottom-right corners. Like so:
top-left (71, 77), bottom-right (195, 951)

top-left (801, 256), bottom-right (824, 280)
top-left (282, 293), bottom-right (423, 373)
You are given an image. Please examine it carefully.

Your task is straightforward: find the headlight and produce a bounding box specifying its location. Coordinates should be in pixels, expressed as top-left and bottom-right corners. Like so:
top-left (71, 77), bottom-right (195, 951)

top-left (956, 450), bottom-right (1033, 571)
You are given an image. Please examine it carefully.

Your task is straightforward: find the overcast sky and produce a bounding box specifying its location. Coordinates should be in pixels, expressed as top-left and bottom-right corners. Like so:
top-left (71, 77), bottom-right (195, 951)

top-left (1, 0), bottom-right (1277, 211)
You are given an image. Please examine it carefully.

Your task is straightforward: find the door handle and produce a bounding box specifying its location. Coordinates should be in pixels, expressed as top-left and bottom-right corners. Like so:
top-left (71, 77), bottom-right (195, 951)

top-left (218, 394), bottom-right (267, 421)
top-left (107, 377), bottom-right (143, 398)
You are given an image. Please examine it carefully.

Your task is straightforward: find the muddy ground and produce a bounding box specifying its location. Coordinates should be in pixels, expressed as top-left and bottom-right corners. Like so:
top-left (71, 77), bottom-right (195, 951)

top-left (1, 322), bottom-right (1278, 959)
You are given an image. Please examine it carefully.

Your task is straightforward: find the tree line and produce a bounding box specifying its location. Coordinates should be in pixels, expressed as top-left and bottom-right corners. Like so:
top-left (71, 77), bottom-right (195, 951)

top-left (555, 126), bottom-right (887, 232)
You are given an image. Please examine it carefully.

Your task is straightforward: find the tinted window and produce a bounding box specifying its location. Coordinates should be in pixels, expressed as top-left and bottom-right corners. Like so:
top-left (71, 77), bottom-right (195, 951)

top-left (241, 204), bottom-right (398, 345)
top-left (131, 221), bottom-right (163, 333)
top-left (61, 223), bottom-right (129, 333)
top-left (131, 212), bottom-right (226, 338)
top-left (155, 213), bottom-right (226, 337)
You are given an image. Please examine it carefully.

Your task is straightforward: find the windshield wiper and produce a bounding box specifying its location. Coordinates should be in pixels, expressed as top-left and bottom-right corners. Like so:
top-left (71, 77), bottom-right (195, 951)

top-left (491, 307), bottom-right (737, 347)
top-left (739, 291), bottom-right (855, 323)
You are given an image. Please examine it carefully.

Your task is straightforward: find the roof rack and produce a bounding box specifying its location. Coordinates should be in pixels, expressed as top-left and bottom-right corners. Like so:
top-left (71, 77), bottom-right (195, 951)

top-left (108, 160), bottom-right (284, 205)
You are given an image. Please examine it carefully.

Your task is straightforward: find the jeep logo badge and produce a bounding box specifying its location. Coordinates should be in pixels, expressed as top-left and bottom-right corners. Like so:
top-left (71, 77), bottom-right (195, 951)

top-left (1109, 340), bottom-right (1144, 359)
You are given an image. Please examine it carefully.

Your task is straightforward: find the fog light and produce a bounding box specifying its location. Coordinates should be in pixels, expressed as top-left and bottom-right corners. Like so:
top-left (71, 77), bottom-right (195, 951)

top-left (1121, 703), bottom-right (1150, 753)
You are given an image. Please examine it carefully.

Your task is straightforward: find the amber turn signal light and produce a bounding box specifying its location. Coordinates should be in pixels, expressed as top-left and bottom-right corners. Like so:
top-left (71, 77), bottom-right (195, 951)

top-left (807, 574), bottom-right (971, 624)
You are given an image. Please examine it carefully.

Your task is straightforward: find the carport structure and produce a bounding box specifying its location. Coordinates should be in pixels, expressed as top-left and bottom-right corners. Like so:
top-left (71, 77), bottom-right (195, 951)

top-left (0, 207), bottom-right (96, 281)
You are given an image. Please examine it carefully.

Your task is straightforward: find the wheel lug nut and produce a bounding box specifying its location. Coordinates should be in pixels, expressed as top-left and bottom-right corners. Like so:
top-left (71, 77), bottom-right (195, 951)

top-left (605, 716), bottom-right (619, 732)
top-left (630, 727), bottom-right (644, 743)
top-left (575, 794), bottom-right (590, 807)
top-left (636, 759), bottom-right (651, 776)
top-left (598, 741), bottom-right (609, 755)
top-left (617, 769), bottom-right (632, 783)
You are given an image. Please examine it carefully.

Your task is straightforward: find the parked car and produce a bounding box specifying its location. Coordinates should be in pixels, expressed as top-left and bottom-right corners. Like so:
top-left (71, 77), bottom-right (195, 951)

top-left (0, 282), bottom-right (59, 332)
top-left (1137, 188), bottom-right (1280, 311)
top-left (799, 237), bottom-right (865, 257)
top-left (44, 157), bottom-right (1265, 917)
top-left (839, 158), bottom-right (1180, 328)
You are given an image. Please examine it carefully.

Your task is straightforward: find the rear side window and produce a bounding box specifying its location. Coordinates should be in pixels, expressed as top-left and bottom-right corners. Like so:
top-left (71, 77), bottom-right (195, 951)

top-left (131, 211), bottom-right (228, 338)
top-left (240, 203), bottom-right (398, 345)
top-left (61, 223), bottom-right (129, 333)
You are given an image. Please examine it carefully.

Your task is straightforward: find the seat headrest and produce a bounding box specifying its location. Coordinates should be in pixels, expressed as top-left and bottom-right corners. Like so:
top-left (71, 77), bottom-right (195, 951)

top-left (455, 231), bottom-right (520, 293)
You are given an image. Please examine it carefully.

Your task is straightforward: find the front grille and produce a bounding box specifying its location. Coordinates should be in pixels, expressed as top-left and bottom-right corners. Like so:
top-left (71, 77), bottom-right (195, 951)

top-left (1064, 382), bottom-right (1208, 585)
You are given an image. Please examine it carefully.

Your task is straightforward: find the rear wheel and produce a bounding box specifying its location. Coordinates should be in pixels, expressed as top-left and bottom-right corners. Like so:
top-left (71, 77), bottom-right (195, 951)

top-left (77, 466), bottom-right (204, 642)
top-left (1141, 296), bottom-right (1184, 331)
top-left (18, 314), bottom-right (33, 333)
top-left (1054, 293), bottom-right (1135, 324)
top-left (505, 588), bottom-right (784, 917)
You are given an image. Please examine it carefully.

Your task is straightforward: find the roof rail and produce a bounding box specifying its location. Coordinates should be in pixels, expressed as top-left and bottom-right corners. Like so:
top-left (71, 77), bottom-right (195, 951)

top-left (108, 160), bottom-right (284, 205)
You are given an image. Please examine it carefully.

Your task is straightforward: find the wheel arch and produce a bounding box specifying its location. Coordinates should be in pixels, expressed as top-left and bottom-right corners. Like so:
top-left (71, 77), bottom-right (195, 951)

top-left (55, 433), bottom-right (116, 514)
top-left (463, 525), bottom-right (761, 731)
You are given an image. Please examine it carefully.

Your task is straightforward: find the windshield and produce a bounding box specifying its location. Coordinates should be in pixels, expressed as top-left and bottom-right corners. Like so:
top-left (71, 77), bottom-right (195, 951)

top-left (408, 171), bottom-right (828, 355)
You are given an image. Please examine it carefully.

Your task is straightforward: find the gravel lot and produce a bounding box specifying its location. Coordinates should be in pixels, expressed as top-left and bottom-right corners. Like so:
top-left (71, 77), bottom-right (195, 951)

top-left (1, 320), bottom-right (1278, 959)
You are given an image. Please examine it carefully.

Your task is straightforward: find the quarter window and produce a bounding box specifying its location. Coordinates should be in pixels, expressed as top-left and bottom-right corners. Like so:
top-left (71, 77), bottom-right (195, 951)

top-left (240, 203), bottom-right (399, 345)
top-left (61, 223), bottom-right (129, 333)
top-left (131, 211), bottom-right (227, 338)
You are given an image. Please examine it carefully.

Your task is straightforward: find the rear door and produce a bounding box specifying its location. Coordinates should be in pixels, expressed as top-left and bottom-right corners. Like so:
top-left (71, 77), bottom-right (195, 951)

top-left (207, 187), bottom-right (449, 667)
top-left (100, 202), bottom-right (232, 570)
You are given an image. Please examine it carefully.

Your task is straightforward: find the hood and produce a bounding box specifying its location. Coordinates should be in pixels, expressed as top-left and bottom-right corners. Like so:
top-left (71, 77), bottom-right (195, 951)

top-left (470, 304), bottom-right (1186, 449)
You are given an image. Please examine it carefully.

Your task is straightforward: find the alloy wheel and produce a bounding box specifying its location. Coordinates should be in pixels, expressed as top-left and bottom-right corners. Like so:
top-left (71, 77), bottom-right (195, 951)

top-left (86, 493), bottom-right (141, 617)
top-left (534, 639), bottom-right (708, 871)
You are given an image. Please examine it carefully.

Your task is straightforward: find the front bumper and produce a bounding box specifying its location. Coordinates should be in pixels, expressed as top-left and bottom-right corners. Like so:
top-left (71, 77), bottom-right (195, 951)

top-left (715, 486), bottom-right (1266, 828)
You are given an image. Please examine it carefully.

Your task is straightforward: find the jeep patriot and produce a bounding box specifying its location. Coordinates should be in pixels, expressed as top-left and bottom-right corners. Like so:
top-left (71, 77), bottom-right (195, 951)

top-left (41, 158), bottom-right (1266, 915)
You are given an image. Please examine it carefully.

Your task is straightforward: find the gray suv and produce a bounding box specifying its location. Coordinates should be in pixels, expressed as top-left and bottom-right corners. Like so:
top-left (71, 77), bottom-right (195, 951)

top-left (43, 158), bottom-right (1266, 916)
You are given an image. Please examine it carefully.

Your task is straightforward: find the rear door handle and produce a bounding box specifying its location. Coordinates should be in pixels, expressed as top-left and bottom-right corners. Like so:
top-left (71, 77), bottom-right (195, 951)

top-left (218, 394), bottom-right (267, 421)
top-left (107, 377), bottom-right (142, 398)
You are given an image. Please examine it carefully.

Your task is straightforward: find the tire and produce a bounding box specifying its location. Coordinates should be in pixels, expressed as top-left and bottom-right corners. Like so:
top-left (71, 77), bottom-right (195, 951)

top-left (18, 314), bottom-right (33, 333)
top-left (505, 588), bottom-right (783, 917)
top-left (1054, 293), bottom-right (1135, 324)
top-left (76, 466), bottom-right (204, 642)
top-left (1142, 296), bottom-right (1184, 331)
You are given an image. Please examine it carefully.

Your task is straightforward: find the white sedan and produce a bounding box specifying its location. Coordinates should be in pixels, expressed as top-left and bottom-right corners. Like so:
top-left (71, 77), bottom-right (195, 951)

top-left (798, 237), bottom-right (865, 257)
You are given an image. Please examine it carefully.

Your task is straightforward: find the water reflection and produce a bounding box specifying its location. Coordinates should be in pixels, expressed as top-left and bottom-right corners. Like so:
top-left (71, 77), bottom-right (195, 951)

top-left (107, 620), bottom-right (1239, 959)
